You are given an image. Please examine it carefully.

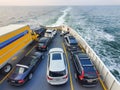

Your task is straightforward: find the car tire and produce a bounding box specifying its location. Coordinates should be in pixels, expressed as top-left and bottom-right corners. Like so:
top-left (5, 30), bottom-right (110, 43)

top-left (28, 73), bottom-right (33, 80)
top-left (1, 63), bottom-right (12, 74)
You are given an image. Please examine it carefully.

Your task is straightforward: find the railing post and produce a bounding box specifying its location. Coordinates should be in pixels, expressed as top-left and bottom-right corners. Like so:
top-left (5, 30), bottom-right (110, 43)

top-left (109, 80), bottom-right (115, 90)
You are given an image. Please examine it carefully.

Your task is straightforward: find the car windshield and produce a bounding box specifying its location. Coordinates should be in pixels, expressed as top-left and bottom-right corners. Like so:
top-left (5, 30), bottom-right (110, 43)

top-left (49, 70), bottom-right (66, 77)
top-left (52, 53), bottom-right (61, 60)
top-left (14, 66), bottom-right (28, 74)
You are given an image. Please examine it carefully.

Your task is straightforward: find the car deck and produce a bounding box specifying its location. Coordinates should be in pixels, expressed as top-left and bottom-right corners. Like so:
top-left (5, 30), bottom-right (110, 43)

top-left (0, 31), bottom-right (104, 90)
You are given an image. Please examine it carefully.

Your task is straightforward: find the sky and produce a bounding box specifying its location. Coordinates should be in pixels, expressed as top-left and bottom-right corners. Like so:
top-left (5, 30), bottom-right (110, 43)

top-left (0, 0), bottom-right (120, 6)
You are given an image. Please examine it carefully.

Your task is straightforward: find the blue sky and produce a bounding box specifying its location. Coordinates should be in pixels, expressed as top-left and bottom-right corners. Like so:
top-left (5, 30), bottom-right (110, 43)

top-left (0, 0), bottom-right (120, 6)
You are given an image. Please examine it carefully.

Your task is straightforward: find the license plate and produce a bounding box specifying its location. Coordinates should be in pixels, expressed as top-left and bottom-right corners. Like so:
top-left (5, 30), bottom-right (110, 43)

top-left (55, 79), bottom-right (60, 81)
top-left (87, 79), bottom-right (93, 83)
top-left (11, 80), bottom-right (15, 83)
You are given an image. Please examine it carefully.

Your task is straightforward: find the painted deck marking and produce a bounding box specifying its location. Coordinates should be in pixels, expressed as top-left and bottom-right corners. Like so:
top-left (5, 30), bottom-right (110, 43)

top-left (25, 45), bottom-right (36, 56)
top-left (62, 43), bottom-right (74, 90)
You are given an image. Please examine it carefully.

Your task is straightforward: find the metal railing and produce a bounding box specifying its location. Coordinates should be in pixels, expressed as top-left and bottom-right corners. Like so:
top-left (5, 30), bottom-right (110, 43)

top-left (61, 25), bottom-right (120, 90)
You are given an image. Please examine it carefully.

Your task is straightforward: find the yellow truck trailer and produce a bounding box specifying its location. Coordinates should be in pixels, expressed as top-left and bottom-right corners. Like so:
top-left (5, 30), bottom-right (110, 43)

top-left (0, 24), bottom-right (38, 74)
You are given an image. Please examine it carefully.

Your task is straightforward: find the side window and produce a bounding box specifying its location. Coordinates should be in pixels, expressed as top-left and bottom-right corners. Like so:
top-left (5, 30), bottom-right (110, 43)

top-left (75, 56), bottom-right (82, 74)
top-left (63, 53), bottom-right (67, 66)
top-left (30, 58), bottom-right (37, 67)
top-left (65, 37), bottom-right (69, 43)
top-left (48, 54), bottom-right (50, 67)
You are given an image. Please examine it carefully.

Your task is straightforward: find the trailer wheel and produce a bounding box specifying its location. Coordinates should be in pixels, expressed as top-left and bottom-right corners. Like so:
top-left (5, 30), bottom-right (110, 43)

top-left (2, 64), bottom-right (12, 74)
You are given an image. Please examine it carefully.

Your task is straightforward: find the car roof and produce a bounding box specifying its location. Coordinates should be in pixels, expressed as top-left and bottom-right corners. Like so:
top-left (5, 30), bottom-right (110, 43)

top-left (39, 37), bottom-right (49, 42)
top-left (49, 49), bottom-right (65, 71)
top-left (49, 48), bottom-right (64, 53)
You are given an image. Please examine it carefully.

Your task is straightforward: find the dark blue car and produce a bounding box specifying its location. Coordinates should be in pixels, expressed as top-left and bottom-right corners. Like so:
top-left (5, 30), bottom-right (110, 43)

top-left (7, 52), bottom-right (44, 86)
top-left (71, 50), bottom-right (98, 87)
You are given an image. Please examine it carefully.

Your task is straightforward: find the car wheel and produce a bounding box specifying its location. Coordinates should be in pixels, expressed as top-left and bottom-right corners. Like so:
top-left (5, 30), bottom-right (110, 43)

top-left (28, 73), bottom-right (33, 80)
top-left (1, 63), bottom-right (12, 74)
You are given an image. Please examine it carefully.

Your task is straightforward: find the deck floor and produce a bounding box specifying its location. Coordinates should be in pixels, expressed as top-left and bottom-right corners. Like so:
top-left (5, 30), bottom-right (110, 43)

top-left (0, 31), bottom-right (104, 90)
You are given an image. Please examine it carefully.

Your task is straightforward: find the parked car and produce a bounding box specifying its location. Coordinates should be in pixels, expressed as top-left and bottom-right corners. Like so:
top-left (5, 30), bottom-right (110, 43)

top-left (34, 27), bottom-right (46, 37)
top-left (44, 30), bottom-right (54, 39)
top-left (53, 30), bottom-right (57, 36)
top-left (7, 52), bottom-right (44, 86)
top-left (64, 35), bottom-right (78, 51)
top-left (47, 48), bottom-right (68, 85)
top-left (71, 50), bottom-right (98, 87)
top-left (36, 37), bottom-right (51, 51)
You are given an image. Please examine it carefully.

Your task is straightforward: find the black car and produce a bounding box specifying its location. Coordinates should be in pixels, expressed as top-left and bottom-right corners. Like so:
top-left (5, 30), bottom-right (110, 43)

top-left (34, 27), bottom-right (46, 37)
top-left (71, 51), bottom-right (98, 87)
top-left (7, 52), bottom-right (44, 86)
top-left (36, 37), bottom-right (51, 51)
top-left (64, 35), bottom-right (78, 51)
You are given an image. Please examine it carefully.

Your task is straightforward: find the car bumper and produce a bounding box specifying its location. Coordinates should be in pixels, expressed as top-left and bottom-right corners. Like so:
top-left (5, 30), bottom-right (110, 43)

top-left (7, 80), bottom-right (25, 86)
top-left (47, 78), bottom-right (68, 85)
top-left (79, 79), bottom-right (98, 87)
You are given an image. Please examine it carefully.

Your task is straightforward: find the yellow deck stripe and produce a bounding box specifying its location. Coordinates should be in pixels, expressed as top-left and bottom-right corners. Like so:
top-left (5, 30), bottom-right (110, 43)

top-left (62, 43), bottom-right (74, 90)
top-left (99, 77), bottom-right (107, 90)
top-left (0, 45), bottom-right (36, 84)
top-left (25, 45), bottom-right (36, 56)
top-left (0, 67), bottom-right (15, 84)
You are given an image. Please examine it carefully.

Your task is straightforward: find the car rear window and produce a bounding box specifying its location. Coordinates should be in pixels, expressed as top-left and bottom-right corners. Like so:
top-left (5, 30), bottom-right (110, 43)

top-left (14, 66), bottom-right (28, 74)
top-left (83, 66), bottom-right (97, 78)
top-left (49, 70), bottom-right (66, 77)
top-left (69, 37), bottom-right (78, 45)
top-left (39, 42), bottom-right (45, 46)
top-left (52, 53), bottom-right (61, 60)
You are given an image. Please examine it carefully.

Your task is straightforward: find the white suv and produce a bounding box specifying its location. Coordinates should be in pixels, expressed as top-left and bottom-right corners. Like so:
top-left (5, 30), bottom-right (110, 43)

top-left (47, 48), bottom-right (68, 85)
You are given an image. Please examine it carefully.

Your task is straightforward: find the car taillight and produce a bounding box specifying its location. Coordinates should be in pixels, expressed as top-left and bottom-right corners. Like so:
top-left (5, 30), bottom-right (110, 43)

top-left (47, 76), bottom-right (53, 80)
top-left (42, 46), bottom-right (46, 48)
top-left (79, 70), bottom-right (84, 80)
top-left (63, 75), bottom-right (68, 79)
top-left (18, 80), bottom-right (24, 83)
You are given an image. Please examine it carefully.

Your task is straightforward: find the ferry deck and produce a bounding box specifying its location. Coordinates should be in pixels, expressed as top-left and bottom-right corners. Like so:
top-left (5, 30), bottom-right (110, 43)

top-left (0, 31), bottom-right (104, 90)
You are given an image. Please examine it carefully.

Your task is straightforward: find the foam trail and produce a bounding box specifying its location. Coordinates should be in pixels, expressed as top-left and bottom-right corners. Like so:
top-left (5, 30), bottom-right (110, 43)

top-left (48, 7), bottom-right (71, 27)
